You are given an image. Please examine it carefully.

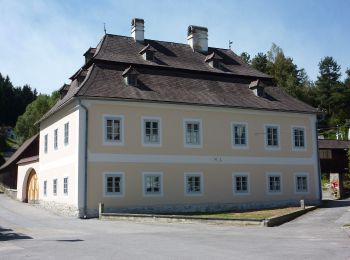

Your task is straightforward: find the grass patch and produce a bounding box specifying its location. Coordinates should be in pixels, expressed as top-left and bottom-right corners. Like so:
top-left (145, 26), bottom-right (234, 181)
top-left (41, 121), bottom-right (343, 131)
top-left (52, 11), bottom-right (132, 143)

top-left (343, 223), bottom-right (350, 227)
top-left (181, 207), bottom-right (303, 220)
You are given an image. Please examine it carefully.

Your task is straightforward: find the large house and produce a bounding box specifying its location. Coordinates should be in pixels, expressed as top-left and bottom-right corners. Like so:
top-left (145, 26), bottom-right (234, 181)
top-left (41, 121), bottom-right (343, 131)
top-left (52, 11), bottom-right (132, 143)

top-left (16, 18), bottom-right (321, 217)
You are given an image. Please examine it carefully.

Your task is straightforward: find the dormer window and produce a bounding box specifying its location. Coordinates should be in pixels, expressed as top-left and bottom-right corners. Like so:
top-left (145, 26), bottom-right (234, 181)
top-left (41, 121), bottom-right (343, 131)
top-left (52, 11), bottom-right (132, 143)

top-left (122, 66), bottom-right (139, 86)
top-left (205, 52), bottom-right (223, 69)
top-left (249, 79), bottom-right (265, 97)
top-left (139, 44), bottom-right (156, 62)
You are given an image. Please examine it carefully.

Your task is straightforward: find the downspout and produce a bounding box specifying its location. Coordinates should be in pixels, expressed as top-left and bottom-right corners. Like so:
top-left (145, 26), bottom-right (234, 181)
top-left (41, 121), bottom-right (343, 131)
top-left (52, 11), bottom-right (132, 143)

top-left (315, 118), bottom-right (322, 204)
top-left (78, 99), bottom-right (89, 218)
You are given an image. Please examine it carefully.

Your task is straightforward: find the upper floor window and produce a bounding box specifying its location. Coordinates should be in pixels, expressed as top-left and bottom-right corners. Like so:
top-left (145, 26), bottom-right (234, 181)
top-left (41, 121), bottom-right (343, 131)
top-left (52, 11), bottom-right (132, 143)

top-left (184, 119), bottom-right (202, 148)
top-left (54, 129), bottom-right (58, 150)
top-left (184, 172), bottom-right (203, 196)
top-left (64, 122), bottom-right (69, 145)
top-left (103, 115), bottom-right (124, 145)
top-left (142, 117), bottom-right (161, 147)
top-left (104, 172), bottom-right (125, 197)
top-left (265, 125), bottom-right (280, 149)
top-left (267, 174), bottom-right (282, 193)
top-left (143, 172), bottom-right (163, 196)
top-left (232, 122), bottom-right (248, 148)
top-left (292, 127), bottom-right (306, 150)
top-left (44, 134), bottom-right (48, 153)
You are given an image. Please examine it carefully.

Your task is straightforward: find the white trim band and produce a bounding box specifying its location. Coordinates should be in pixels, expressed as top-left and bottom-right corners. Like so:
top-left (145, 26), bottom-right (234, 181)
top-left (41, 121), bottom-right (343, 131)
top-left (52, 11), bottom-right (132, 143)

top-left (88, 152), bottom-right (314, 165)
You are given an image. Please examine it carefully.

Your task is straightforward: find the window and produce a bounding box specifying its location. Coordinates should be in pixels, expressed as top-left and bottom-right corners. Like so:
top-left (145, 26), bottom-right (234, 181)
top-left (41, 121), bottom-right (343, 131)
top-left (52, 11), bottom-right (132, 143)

top-left (103, 115), bottom-right (124, 145)
top-left (53, 179), bottom-right (57, 196)
top-left (295, 174), bottom-right (308, 193)
top-left (232, 122), bottom-right (248, 148)
top-left (43, 180), bottom-right (47, 196)
top-left (267, 174), bottom-right (282, 193)
top-left (143, 172), bottom-right (163, 196)
top-left (319, 149), bottom-right (332, 159)
top-left (184, 173), bottom-right (203, 195)
top-left (54, 129), bottom-right (58, 150)
top-left (64, 122), bottom-right (69, 145)
top-left (233, 173), bottom-right (249, 194)
top-left (183, 119), bottom-right (202, 148)
top-left (265, 125), bottom-right (280, 149)
top-left (142, 117), bottom-right (161, 146)
top-left (103, 172), bottom-right (124, 197)
top-left (44, 134), bottom-right (48, 153)
top-left (63, 177), bottom-right (68, 195)
top-left (292, 127), bottom-right (305, 150)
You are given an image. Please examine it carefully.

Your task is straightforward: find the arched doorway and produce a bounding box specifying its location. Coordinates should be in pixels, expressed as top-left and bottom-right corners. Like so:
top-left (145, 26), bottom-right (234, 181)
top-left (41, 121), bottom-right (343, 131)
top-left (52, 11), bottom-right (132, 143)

top-left (26, 169), bottom-right (39, 203)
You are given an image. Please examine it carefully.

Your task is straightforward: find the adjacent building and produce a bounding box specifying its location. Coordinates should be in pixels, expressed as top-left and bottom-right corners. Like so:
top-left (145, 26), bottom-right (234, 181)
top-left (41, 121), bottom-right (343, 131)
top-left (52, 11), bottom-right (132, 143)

top-left (16, 18), bottom-right (321, 217)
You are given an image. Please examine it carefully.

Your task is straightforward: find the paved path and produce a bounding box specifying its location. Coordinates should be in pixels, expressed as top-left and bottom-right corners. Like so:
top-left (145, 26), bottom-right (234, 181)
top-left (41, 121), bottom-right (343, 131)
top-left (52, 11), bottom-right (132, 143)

top-left (0, 194), bottom-right (349, 260)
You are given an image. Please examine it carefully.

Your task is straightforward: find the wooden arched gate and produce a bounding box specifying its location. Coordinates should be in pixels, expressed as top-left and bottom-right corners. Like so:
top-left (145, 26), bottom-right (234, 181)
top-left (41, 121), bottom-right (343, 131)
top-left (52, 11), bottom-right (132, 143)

top-left (26, 169), bottom-right (39, 203)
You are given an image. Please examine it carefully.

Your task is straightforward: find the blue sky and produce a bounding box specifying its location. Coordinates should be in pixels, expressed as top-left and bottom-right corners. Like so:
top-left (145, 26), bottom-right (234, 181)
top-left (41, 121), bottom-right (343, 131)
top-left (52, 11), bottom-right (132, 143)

top-left (0, 0), bottom-right (349, 94)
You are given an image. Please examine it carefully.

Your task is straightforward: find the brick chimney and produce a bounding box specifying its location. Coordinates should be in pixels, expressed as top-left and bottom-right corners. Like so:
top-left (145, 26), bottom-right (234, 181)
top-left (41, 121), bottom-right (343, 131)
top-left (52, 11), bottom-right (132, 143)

top-left (131, 18), bottom-right (144, 43)
top-left (187, 25), bottom-right (208, 53)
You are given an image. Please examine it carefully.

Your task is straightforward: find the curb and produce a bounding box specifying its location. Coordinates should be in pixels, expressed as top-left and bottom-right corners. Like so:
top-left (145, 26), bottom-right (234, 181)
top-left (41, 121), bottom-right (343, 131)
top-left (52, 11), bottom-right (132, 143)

top-left (100, 206), bottom-right (318, 227)
top-left (263, 206), bottom-right (318, 227)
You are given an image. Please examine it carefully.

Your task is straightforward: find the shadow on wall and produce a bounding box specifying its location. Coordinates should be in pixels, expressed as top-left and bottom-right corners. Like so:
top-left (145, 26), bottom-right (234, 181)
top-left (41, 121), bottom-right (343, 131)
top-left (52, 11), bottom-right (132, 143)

top-left (321, 199), bottom-right (350, 209)
top-left (0, 226), bottom-right (32, 241)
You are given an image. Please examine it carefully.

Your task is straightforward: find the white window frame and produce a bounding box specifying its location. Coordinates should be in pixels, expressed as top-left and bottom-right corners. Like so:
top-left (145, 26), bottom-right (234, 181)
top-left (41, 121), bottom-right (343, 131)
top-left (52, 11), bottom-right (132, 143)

top-left (103, 115), bottom-right (125, 146)
top-left (63, 177), bottom-right (68, 196)
top-left (184, 172), bottom-right (203, 196)
top-left (231, 122), bottom-right (249, 149)
top-left (54, 128), bottom-right (58, 150)
top-left (53, 178), bottom-right (57, 196)
top-left (266, 173), bottom-right (282, 194)
top-left (141, 116), bottom-right (162, 147)
top-left (44, 134), bottom-right (48, 153)
top-left (64, 122), bottom-right (69, 146)
top-left (232, 172), bottom-right (250, 195)
top-left (103, 172), bottom-right (125, 197)
top-left (291, 126), bottom-right (306, 151)
top-left (264, 124), bottom-right (280, 150)
top-left (183, 118), bottom-right (203, 148)
top-left (43, 180), bottom-right (47, 196)
top-left (142, 172), bottom-right (163, 197)
top-left (294, 172), bottom-right (309, 194)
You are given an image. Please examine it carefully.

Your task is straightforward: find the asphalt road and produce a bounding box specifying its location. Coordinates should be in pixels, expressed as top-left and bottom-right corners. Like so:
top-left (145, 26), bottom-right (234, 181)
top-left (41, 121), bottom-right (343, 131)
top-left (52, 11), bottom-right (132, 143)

top-left (0, 194), bottom-right (349, 260)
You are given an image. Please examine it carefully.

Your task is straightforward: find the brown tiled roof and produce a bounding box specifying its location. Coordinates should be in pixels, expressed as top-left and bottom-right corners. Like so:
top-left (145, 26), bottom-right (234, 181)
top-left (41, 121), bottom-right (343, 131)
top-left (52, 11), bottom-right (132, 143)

top-left (76, 64), bottom-right (316, 113)
top-left (318, 139), bottom-right (350, 149)
top-left (0, 134), bottom-right (39, 171)
top-left (17, 155), bottom-right (39, 165)
top-left (39, 33), bottom-right (317, 123)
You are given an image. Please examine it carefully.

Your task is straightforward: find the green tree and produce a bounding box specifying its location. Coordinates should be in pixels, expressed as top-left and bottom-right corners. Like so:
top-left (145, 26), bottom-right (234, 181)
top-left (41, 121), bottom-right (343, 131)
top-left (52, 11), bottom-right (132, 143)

top-left (315, 56), bottom-right (343, 123)
top-left (14, 92), bottom-right (59, 142)
top-left (251, 52), bottom-right (269, 74)
top-left (240, 52), bottom-right (251, 64)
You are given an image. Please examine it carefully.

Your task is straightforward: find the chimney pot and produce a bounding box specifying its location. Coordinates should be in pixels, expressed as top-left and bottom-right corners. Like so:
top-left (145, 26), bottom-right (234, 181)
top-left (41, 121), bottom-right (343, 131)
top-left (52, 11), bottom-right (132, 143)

top-left (187, 25), bottom-right (208, 53)
top-left (131, 18), bottom-right (144, 43)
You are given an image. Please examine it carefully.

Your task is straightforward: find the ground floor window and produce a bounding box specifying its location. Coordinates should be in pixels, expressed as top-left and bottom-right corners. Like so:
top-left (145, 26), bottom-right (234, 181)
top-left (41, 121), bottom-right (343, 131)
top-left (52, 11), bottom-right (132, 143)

top-left (104, 172), bottom-right (124, 197)
top-left (295, 174), bottom-right (308, 193)
top-left (43, 180), bottom-right (47, 196)
top-left (143, 172), bottom-right (162, 196)
top-left (63, 177), bottom-right (68, 195)
top-left (233, 173), bottom-right (249, 194)
top-left (53, 179), bottom-right (57, 196)
top-left (268, 174), bottom-right (281, 193)
top-left (185, 172), bottom-right (203, 195)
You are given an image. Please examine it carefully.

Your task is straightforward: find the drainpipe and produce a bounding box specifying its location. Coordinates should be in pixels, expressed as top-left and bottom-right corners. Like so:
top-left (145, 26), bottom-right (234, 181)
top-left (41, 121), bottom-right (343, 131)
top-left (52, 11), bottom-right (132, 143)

top-left (315, 119), bottom-right (322, 204)
top-left (78, 99), bottom-right (89, 218)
